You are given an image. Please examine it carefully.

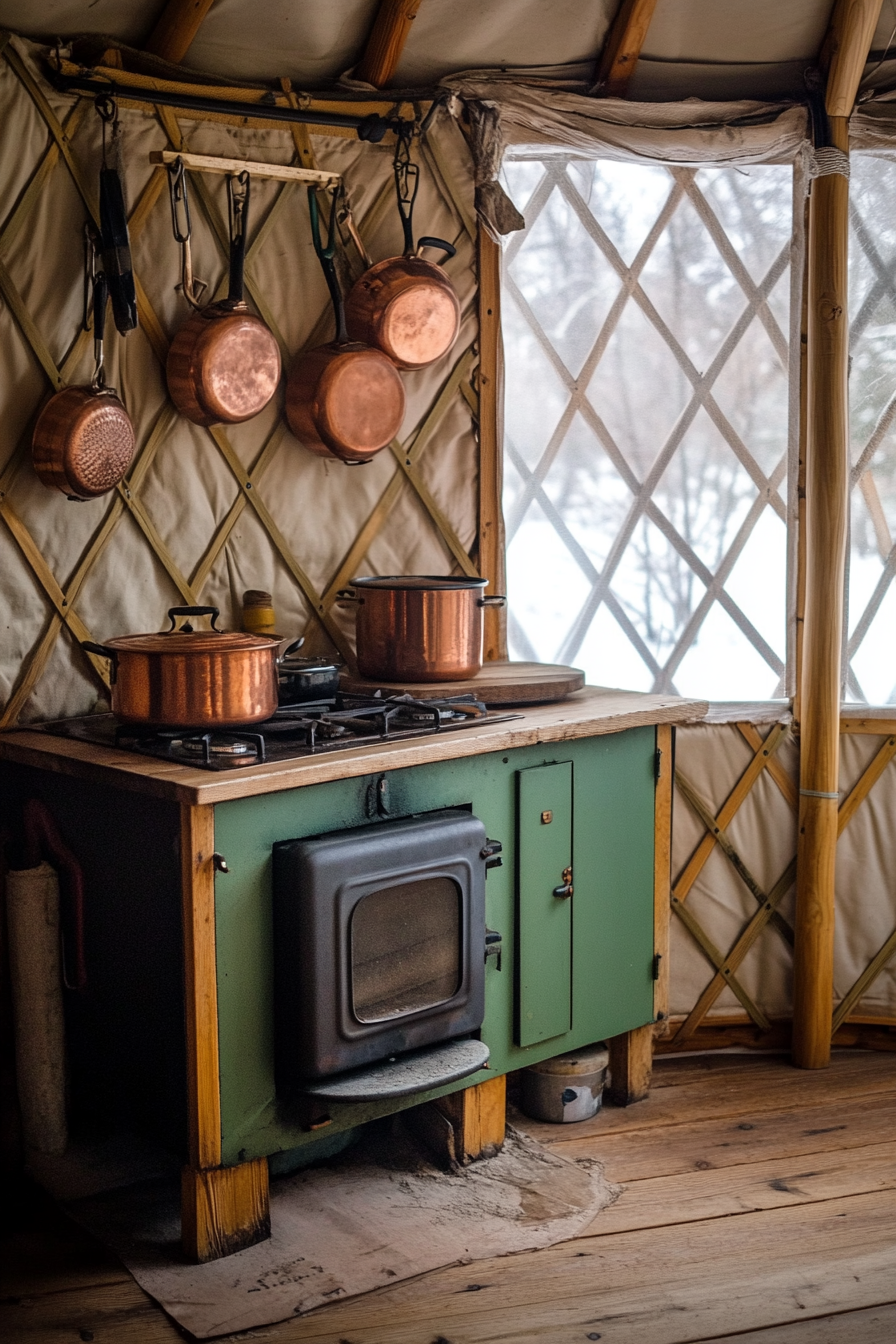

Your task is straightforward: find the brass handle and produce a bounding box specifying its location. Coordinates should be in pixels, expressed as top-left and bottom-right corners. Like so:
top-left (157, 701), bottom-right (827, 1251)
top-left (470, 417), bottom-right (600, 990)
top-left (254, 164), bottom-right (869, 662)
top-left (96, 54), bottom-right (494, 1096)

top-left (478, 595), bottom-right (506, 608)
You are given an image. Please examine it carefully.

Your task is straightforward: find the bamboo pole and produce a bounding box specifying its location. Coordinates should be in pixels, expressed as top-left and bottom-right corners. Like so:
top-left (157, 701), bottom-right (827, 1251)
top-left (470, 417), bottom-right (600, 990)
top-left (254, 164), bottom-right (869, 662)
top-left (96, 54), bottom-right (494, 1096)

top-left (793, 2), bottom-right (883, 1070)
top-left (355, 0), bottom-right (424, 88)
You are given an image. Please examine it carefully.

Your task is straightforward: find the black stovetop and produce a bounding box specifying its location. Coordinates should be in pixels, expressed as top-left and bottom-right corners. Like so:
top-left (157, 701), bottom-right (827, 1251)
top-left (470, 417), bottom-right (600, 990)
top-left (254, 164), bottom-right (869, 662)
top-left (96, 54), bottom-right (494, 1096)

top-left (37, 693), bottom-right (522, 771)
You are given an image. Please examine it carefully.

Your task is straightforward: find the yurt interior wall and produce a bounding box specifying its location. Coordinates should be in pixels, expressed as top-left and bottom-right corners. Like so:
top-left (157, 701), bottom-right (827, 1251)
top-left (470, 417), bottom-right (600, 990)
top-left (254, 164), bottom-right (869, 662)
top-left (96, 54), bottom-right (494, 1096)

top-left (1, 0), bottom-right (896, 1055)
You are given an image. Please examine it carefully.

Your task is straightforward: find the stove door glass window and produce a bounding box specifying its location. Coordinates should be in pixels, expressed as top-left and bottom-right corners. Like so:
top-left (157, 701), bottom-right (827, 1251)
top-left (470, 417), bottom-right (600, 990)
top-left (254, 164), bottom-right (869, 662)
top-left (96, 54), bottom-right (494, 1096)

top-left (350, 876), bottom-right (462, 1023)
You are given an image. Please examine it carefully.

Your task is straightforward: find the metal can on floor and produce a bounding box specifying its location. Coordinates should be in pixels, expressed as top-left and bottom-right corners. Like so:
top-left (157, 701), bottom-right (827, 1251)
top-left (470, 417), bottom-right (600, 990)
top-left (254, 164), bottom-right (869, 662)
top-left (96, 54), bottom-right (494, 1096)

top-left (519, 1044), bottom-right (609, 1123)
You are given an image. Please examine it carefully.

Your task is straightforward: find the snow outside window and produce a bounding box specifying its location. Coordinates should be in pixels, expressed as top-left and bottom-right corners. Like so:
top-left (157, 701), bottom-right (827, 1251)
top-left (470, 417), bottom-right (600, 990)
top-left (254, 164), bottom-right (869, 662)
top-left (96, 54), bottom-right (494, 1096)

top-left (500, 157), bottom-right (799, 701)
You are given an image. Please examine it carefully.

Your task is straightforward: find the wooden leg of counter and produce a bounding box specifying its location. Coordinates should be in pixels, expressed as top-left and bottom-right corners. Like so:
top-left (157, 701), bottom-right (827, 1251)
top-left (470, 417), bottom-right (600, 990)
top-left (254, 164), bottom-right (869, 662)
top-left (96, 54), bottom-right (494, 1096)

top-left (411, 1073), bottom-right (507, 1166)
top-left (180, 804), bottom-right (271, 1260)
top-left (182, 1159), bottom-right (271, 1263)
top-left (608, 1024), bottom-right (654, 1106)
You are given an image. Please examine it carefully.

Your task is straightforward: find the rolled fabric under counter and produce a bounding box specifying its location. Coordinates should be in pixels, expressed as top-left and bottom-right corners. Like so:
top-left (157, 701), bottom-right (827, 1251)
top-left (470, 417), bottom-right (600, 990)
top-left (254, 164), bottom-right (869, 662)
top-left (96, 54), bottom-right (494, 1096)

top-left (6, 862), bottom-right (68, 1154)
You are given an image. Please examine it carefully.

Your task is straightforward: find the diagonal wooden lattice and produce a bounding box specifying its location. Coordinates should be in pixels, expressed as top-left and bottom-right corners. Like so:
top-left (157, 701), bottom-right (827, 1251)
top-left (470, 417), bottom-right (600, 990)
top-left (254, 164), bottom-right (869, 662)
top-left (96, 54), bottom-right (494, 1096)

top-left (670, 722), bottom-right (896, 1044)
top-left (502, 157), bottom-right (794, 694)
top-left (0, 41), bottom-right (482, 726)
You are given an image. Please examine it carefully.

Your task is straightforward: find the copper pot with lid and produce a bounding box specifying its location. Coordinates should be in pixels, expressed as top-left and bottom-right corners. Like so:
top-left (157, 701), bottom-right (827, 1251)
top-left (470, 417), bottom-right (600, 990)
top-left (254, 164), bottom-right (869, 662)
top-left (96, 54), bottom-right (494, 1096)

top-left (32, 230), bottom-right (136, 501)
top-left (343, 126), bottom-right (460, 371)
top-left (165, 160), bottom-right (281, 427)
top-left (286, 188), bottom-right (405, 464)
top-left (339, 576), bottom-right (505, 682)
top-left (82, 605), bottom-right (289, 729)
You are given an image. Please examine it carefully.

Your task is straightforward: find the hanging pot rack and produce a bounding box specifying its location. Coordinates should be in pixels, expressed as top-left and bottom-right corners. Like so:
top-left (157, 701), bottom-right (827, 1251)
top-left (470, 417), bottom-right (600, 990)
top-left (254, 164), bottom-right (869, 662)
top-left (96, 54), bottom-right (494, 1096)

top-left (149, 149), bottom-right (340, 188)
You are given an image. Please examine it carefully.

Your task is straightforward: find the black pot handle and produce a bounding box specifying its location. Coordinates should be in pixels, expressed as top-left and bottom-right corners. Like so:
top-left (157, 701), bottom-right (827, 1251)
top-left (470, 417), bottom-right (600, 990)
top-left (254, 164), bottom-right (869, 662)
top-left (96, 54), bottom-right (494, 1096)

top-left (227, 171), bottom-right (250, 303)
top-left (416, 236), bottom-right (456, 263)
top-left (478, 595), bottom-right (506, 608)
top-left (82, 641), bottom-right (118, 683)
top-left (167, 605), bottom-right (222, 631)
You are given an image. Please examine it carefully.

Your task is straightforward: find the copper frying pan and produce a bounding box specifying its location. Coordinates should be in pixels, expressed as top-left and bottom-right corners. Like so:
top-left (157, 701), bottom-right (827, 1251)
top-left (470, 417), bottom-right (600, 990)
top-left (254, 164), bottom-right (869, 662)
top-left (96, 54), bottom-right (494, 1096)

top-left (165, 161), bottom-right (281, 427)
top-left (286, 188), bottom-right (405, 464)
top-left (343, 125), bottom-right (460, 371)
top-left (32, 228), bottom-right (135, 501)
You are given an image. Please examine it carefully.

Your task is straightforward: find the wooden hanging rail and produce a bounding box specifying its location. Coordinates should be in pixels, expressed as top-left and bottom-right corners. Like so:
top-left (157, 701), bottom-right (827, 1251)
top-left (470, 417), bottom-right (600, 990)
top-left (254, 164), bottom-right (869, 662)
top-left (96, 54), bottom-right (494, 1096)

top-left (149, 149), bottom-right (340, 187)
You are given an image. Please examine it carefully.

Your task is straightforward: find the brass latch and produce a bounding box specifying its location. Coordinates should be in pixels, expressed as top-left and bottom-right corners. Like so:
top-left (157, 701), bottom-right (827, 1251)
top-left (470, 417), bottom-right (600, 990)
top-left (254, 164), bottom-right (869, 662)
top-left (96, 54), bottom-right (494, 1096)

top-left (553, 865), bottom-right (573, 899)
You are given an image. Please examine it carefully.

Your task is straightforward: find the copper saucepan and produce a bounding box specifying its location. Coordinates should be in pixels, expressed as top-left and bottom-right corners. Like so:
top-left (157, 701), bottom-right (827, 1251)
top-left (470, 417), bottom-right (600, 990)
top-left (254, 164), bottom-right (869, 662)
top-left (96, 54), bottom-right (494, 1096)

top-left (286, 188), bottom-right (405, 464)
top-left (166, 161), bottom-right (281, 427)
top-left (339, 576), bottom-right (506, 682)
top-left (343, 126), bottom-right (460, 371)
top-left (32, 228), bottom-right (136, 501)
top-left (82, 605), bottom-right (290, 729)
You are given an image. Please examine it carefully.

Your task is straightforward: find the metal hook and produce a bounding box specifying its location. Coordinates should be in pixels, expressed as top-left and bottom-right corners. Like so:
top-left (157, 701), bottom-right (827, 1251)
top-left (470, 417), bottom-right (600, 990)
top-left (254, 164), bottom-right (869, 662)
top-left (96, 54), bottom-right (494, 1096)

top-left (227, 169), bottom-right (250, 246)
top-left (167, 157), bottom-right (204, 309)
top-left (82, 221), bottom-right (99, 332)
top-left (94, 93), bottom-right (117, 168)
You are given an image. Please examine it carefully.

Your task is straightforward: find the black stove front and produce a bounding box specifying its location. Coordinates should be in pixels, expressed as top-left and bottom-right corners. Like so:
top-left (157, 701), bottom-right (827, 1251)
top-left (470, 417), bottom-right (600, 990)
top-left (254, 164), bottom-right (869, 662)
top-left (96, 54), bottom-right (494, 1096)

top-left (36, 693), bottom-right (522, 771)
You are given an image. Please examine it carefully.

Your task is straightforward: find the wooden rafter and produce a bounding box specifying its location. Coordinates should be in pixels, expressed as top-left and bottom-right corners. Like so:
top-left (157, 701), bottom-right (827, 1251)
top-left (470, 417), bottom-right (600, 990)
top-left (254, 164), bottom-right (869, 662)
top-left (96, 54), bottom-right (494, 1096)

top-left (145, 0), bottom-right (217, 64)
top-left (822, 0), bottom-right (886, 115)
top-left (355, 0), bottom-right (424, 88)
top-left (593, 0), bottom-right (660, 98)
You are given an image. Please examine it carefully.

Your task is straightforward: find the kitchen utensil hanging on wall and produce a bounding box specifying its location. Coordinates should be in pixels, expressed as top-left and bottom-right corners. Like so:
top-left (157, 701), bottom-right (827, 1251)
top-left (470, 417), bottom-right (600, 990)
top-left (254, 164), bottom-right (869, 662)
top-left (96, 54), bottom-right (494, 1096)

top-left (286, 186), bottom-right (405, 463)
top-left (32, 224), bottom-right (136, 500)
top-left (165, 159), bottom-right (281, 426)
top-left (94, 95), bottom-right (138, 336)
top-left (343, 121), bottom-right (460, 371)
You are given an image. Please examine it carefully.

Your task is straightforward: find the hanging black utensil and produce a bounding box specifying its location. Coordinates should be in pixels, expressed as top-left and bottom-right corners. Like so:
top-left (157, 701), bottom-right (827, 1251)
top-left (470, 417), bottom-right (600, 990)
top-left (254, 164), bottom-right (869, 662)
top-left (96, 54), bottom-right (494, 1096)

top-left (96, 95), bottom-right (137, 336)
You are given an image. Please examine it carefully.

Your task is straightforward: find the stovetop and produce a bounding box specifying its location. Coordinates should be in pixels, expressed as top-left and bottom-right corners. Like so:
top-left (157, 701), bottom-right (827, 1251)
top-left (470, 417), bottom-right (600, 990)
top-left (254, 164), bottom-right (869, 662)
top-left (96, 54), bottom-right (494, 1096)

top-left (36, 693), bottom-right (523, 772)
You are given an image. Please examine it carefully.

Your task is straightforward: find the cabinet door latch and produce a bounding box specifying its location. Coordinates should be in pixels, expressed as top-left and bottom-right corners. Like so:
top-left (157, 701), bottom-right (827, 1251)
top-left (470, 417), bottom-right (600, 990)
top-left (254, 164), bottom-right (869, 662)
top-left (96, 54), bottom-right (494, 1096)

top-left (485, 928), bottom-right (503, 971)
top-left (553, 865), bottom-right (574, 899)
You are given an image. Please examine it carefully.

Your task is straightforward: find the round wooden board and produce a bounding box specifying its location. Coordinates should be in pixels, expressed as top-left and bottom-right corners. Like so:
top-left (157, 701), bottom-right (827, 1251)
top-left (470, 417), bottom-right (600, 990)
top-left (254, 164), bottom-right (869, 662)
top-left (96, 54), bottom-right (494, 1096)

top-left (340, 660), bottom-right (585, 706)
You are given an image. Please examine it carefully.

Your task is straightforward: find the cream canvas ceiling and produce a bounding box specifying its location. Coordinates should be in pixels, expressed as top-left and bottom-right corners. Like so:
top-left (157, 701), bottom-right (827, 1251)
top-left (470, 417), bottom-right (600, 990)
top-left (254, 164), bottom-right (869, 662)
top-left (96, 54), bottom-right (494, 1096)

top-left (2, 0), bottom-right (896, 101)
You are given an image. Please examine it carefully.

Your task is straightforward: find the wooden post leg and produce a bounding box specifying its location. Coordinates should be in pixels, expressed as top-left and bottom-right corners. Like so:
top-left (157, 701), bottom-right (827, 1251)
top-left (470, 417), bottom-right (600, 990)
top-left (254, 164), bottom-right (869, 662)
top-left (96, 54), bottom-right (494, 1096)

top-left (607, 1024), bottom-right (654, 1106)
top-left (180, 804), bottom-right (271, 1261)
top-left (409, 1074), bottom-right (506, 1167)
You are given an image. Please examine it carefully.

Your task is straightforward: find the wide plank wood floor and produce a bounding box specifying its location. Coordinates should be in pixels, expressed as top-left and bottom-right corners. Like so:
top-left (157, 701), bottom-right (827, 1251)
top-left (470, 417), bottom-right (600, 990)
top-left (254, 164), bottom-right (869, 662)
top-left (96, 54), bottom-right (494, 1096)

top-left (1, 1050), bottom-right (894, 1343)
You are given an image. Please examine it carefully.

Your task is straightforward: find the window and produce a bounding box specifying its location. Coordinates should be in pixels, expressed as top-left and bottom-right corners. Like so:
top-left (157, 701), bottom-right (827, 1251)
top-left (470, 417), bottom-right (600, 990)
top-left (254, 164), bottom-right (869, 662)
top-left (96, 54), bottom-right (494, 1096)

top-left (500, 157), bottom-right (799, 701)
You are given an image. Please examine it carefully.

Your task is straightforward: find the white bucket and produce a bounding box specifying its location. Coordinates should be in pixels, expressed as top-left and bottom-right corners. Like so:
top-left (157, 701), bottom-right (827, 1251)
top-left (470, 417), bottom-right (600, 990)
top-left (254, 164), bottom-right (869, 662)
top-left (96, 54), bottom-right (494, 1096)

top-left (519, 1043), bottom-right (609, 1124)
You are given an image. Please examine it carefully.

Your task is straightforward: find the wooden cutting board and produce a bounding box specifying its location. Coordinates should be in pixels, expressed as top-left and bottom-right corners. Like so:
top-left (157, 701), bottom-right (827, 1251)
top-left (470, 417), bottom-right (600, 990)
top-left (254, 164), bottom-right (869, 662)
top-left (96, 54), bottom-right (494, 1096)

top-left (340, 661), bottom-right (585, 706)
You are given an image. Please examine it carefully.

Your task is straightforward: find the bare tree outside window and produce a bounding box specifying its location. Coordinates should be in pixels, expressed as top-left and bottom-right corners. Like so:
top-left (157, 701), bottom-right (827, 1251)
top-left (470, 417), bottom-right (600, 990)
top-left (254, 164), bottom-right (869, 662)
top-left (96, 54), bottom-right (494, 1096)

top-left (500, 157), bottom-right (798, 701)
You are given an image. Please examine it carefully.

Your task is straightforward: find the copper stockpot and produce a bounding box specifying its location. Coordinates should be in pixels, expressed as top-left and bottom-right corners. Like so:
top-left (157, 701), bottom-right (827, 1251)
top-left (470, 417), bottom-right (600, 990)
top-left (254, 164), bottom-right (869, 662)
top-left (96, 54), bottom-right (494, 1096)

top-left (166, 163), bottom-right (281, 427)
top-left (340, 577), bottom-right (506, 682)
top-left (33, 260), bottom-right (135, 501)
top-left (82, 606), bottom-right (282, 729)
top-left (343, 127), bottom-right (460, 371)
top-left (287, 189), bottom-right (405, 464)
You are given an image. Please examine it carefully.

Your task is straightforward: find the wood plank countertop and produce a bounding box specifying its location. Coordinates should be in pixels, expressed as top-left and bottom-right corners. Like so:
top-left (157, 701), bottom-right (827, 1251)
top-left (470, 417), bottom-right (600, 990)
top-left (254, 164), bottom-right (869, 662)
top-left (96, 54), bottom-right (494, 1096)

top-left (0, 687), bottom-right (708, 807)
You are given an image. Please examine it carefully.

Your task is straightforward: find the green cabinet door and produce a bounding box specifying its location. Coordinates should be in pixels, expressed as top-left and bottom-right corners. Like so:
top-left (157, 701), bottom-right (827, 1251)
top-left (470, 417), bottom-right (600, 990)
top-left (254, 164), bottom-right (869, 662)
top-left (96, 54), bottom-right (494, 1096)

top-left (516, 761), bottom-right (573, 1046)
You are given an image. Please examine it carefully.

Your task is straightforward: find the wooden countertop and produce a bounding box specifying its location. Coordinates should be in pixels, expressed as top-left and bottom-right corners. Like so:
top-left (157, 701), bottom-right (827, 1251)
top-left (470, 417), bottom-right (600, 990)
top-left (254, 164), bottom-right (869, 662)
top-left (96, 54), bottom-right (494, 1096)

top-left (0, 687), bottom-right (708, 806)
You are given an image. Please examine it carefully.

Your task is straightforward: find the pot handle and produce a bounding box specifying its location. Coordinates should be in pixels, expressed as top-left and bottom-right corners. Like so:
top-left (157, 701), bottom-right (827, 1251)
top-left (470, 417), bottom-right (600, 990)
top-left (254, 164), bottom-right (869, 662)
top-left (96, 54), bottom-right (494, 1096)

top-left (81, 640), bottom-right (118, 683)
top-left (279, 635), bottom-right (305, 658)
top-left (167, 605), bottom-right (222, 632)
top-left (416, 236), bottom-right (456, 263)
top-left (478, 594), bottom-right (506, 608)
top-left (335, 588), bottom-right (361, 605)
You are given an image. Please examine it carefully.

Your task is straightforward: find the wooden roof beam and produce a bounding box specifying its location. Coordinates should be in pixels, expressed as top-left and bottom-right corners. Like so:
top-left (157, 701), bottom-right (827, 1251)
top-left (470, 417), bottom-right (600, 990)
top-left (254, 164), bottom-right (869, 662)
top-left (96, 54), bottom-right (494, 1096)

top-left (592, 0), bottom-right (660, 98)
top-left (822, 0), bottom-right (886, 115)
top-left (145, 0), bottom-right (218, 65)
top-left (355, 0), bottom-right (424, 88)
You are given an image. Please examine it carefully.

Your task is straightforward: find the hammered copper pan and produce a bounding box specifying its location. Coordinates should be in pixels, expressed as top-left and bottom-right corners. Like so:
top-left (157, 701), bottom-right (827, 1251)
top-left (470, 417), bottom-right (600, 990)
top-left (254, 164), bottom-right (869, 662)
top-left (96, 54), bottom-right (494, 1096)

top-left (166, 163), bottom-right (281, 427)
top-left (32, 267), bottom-right (135, 501)
top-left (286, 189), bottom-right (404, 464)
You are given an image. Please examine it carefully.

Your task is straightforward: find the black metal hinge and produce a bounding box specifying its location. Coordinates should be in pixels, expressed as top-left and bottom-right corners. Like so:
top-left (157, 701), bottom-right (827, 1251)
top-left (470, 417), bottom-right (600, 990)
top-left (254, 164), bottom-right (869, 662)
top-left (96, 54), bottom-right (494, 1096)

top-left (654, 748), bottom-right (663, 783)
top-left (653, 952), bottom-right (663, 981)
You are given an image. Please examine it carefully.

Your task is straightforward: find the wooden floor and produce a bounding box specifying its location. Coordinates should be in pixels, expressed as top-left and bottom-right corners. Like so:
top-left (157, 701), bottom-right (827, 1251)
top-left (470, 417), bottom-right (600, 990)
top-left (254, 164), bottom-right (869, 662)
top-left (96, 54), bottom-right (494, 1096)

top-left (2, 1050), bottom-right (895, 1343)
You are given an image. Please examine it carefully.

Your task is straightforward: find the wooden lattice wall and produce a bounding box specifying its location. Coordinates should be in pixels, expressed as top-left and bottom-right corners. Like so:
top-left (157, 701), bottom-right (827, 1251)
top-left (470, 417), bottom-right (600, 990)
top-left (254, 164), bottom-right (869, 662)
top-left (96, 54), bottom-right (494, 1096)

top-left (0, 36), bottom-right (503, 726)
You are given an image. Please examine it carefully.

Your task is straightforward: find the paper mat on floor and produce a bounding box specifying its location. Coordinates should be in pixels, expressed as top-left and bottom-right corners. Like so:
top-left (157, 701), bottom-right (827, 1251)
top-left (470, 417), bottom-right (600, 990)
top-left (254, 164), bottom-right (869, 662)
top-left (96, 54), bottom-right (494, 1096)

top-left (66, 1120), bottom-right (618, 1339)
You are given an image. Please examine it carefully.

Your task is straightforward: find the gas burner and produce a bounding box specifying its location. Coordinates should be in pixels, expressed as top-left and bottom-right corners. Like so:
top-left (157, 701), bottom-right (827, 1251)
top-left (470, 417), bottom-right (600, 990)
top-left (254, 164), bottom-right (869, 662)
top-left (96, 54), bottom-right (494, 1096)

top-left (39, 693), bottom-right (522, 771)
top-left (178, 735), bottom-right (257, 758)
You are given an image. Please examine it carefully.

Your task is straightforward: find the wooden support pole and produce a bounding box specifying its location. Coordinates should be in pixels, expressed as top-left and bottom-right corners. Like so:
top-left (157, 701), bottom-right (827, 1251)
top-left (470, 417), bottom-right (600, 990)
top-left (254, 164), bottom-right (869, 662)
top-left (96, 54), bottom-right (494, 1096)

top-left (793, 3), bottom-right (883, 1071)
top-left (593, 0), bottom-right (660, 98)
top-left (409, 1074), bottom-right (506, 1167)
top-left (145, 0), bottom-right (217, 64)
top-left (477, 227), bottom-right (508, 661)
top-left (355, 0), bottom-right (424, 89)
top-left (653, 723), bottom-right (672, 1028)
top-left (181, 1158), bottom-right (270, 1263)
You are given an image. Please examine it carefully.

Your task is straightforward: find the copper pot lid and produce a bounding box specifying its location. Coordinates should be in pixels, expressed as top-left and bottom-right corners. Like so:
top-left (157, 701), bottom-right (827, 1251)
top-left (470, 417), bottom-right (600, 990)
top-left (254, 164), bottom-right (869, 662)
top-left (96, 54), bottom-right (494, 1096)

top-left (101, 605), bottom-right (281, 655)
top-left (33, 386), bottom-right (136, 500)
top-left (350, 576), bottom-right (488, 590)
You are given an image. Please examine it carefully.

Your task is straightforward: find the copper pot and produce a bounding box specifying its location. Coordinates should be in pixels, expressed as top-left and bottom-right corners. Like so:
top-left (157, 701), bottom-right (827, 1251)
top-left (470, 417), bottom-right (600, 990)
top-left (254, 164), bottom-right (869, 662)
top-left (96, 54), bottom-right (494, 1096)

top-left (82, 605), bottom-right (282, 729)
top-left (340, 577), bottom-right (505, 682)
top-left (343, 129), bottom-right (460, 371)
top-left (33, 260), bottom-right (135, 501)
top-left (166, 163), bottom-right (281, 427)
top-left (286, 189), bottom-right (405, 464)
